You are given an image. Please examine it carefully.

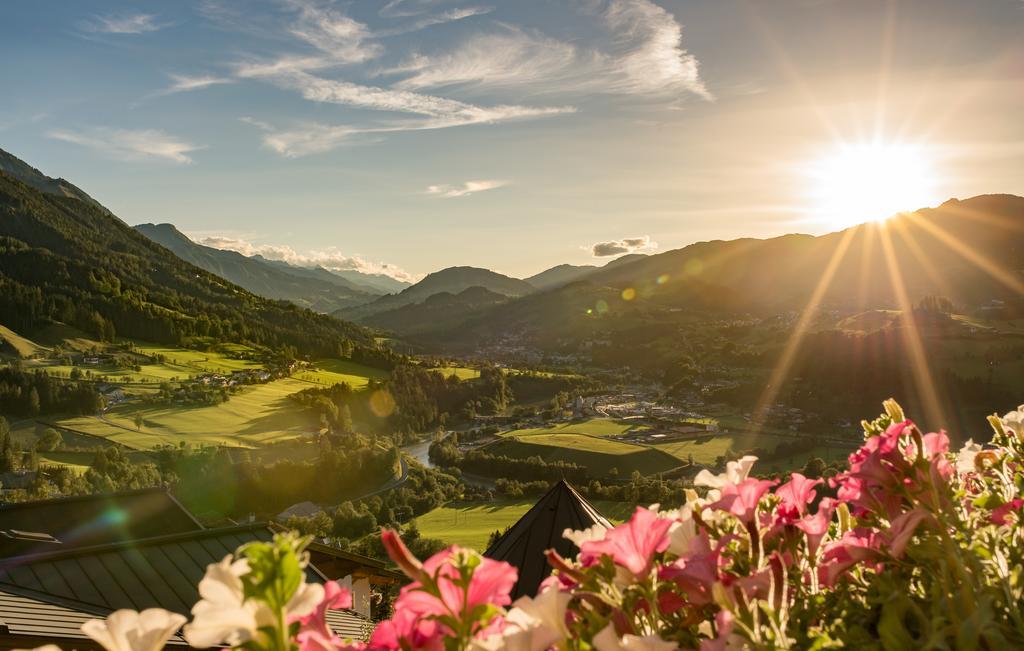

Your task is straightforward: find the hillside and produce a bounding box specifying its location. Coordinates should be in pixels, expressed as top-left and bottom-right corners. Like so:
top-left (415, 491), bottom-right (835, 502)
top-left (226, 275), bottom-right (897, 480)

top-left (0, 148), bottom-right (108, 214)
top-left (0, 160), bottom-right (376, 357)
top-left (135, 223), bottom-right (376, 312)
top-left (404, 195), bottom-right (1024, 349)
top-left (362, 286), bottom-right (510, 336)
top-left (525, 264), bottom-right (598, 290)
top-left (336, 266), bottom-right (535, 322)
top-left (524, 254), bottom-right (650, 290)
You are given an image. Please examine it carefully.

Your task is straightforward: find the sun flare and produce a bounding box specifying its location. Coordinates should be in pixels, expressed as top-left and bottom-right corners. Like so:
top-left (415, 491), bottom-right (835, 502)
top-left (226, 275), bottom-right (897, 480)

top-left (806, 142), bottom-right (939, 228)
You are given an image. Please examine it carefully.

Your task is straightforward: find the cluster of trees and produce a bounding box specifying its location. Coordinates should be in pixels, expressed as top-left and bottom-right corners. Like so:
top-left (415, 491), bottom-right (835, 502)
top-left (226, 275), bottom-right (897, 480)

top-left (164, 436), bottom-right (401, 518)
top-left (290, 364), bottom-right (516, 438)
top-left (0, 367), bottom-right (101, 416)
top-left (429, 439), bottom-right (589, 483)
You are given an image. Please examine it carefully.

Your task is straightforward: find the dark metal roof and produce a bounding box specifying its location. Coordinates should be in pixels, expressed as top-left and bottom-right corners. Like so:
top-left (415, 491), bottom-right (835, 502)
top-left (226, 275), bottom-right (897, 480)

top-left (484, 480), bottom-right (611, 599)
top-left (0, 524), bottom-right (370, 644)
top-left (0, 487), bottom-right (203, 557)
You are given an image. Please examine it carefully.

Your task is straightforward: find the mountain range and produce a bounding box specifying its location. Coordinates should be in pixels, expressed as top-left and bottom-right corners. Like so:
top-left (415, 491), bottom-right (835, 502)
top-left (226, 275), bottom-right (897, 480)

top-left (0, 147), bottom-right (375, 357)
top-left (134, 223), bottom-right (382, 313)
top-left (2, 144), bottom-right (1022, 361)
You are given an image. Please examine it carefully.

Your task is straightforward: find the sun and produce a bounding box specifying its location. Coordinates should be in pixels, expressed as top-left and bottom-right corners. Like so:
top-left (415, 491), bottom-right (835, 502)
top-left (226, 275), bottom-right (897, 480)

top-left (805, 141), bottom-right (939, 228)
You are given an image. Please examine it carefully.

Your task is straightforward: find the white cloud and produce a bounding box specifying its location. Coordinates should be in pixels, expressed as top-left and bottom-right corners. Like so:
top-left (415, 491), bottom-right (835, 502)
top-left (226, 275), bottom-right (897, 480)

top-left (260, 123), bottom-right (360, 158)
top-left (604, 0), bottom-right (711, 99)
top-left (164, 73), bottom-right (234, 94)
top-left (377, 6), bottom-right (495, 37)
top-left (389, 29), bottom-right (581, 91)
top-left (591, 235), bottom-right (657, 257)
top-left (426, 180), bottom-right (509, 198)
top-left (383, 1), bottom-right (710, 99)
top-left (82, 13), bottom-right (167, 34)
top-left (48, 128), bottom-right (201, 164)
top-left (194, 235), bottom-right (420, 283)
top-left (280, 70), bottom-right (574, 124)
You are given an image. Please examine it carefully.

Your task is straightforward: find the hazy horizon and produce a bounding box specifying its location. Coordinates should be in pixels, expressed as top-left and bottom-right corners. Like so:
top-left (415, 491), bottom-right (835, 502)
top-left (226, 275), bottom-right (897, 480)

top-left (2, 0), bottom-right (1022, 281)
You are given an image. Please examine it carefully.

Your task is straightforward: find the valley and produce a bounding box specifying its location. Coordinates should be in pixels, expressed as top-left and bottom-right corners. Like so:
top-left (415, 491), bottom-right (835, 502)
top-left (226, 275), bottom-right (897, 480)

top-left (0, 145), bottom-right (1022, 557)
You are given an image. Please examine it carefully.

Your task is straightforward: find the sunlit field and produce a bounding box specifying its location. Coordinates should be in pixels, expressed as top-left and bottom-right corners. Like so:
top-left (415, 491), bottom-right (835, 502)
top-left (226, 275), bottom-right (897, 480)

top-left (292, 358), bottom-right (392, 388)
top-left (487, 435), bottom-right (681, 476)
top-left (56, 378), bottom-right (320, 449)
top-left (503, 418), bottom-right (642, 438)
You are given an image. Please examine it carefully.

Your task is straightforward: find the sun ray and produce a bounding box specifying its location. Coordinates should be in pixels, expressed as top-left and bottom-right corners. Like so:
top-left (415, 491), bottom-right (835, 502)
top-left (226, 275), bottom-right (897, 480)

top-left (877, 225), bottom-right (947, 429)
top-left (903, 211), bottom-right (1024, 295)
top-left (886, 215), bottom-right (956, 300)
top-left (751, 225), bottom-right (859, 430)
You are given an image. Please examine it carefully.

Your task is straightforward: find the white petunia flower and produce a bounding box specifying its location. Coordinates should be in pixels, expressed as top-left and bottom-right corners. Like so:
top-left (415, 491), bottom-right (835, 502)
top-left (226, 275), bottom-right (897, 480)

top-left (956, 439), bottom-right (983, 475)
top-left (183, 556), bottom-right (263, 648)
top-left (593, 624), bottom-right (678, 651)
top-left (694, 455), bottom-right (758, 490)
top-left (563, 523), bottom-right (608, 548)
top-left (81, 608), bottom-right (186, 651)
top-left (1001, 406), bottom-right (1024, 440)
top-left (472, 585), bottom-right (572, 651)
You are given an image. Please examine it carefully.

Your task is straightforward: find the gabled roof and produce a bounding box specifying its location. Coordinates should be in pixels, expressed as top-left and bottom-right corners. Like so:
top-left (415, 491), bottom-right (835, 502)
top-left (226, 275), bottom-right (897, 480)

top-left (0, 487), bottom-right (203, 557)
top-left (484, 480), bottom-right (611, 599)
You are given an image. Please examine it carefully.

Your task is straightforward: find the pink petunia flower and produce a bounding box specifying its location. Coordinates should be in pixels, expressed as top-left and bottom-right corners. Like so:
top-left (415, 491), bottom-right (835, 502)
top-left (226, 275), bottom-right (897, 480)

top-left (774, 473), bottom-right (822, 524)
top-left (295, 582), bottom-right (364, 651)
top-left (991, 498), bottom-right (1024, 525)
top-left (710, 478), bottom-right (778, 527)
top-left (579, 507), bottom-right (674, 578)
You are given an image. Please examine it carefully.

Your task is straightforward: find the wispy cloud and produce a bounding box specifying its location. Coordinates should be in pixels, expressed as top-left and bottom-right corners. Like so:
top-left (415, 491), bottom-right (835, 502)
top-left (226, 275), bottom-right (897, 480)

top-left (426, 180), bottom-right (509, 198)
top-left (81, 13), bottom-right (167, 35)
top-left (48, 128), bottom-right (201, 163)
top-left (194, 234), bottom-right (420, 282)
top-left (388, 28), bottom-right (581, 91)
top-left (260, 122), bottom-right (359, 158)
top-left (591, 235), bottom-right (657, 257)
top-left (377, 6), bottom-right (495, 37)
top-left (384, 0), bottom-right (710, 100)
top-left (604, 0), bottom-right (711, 99)
top-left (164, 73), bottom-right (234, 94)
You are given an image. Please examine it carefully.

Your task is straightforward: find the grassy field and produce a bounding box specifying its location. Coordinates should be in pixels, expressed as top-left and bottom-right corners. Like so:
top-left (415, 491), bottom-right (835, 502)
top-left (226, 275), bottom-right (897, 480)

top-left (292, 359), bottom-right (391, 388)
top-left (0, 324), bottom-right (46, 358)
top-left (56, 378), bottom-right (319, 449)
top-left (651, 433), bottom-right (788, 465)
top-left (131, 342), bottom-right (264, 374)
top-left (487, 435), bottom-right (681, 477)
top-left (415, 499), bottom-right (636, 550)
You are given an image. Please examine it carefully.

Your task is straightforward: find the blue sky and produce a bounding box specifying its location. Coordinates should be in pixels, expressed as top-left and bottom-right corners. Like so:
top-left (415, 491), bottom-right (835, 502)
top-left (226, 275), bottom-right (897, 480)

top-left (1, 0), bottom-right (1022, 280)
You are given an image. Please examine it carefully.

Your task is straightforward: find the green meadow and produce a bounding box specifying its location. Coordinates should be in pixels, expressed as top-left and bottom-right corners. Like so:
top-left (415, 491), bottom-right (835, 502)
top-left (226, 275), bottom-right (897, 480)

top-left (487, 435), bottom-right (681, 477)
top-left (292, 359), bottom-right (391, 388)
top-left (414, 499), bottom-right (635, 550)
top-left (56, 378), bottom-right (320, 449)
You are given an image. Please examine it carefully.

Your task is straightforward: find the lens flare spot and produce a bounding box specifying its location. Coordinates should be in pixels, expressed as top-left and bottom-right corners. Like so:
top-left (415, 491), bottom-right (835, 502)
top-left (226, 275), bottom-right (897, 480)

top-left (586, 308), bottom-right (593, 315)
top-left (621, 287), bottom-right (636, 301)
top-left (684, 258), bottom-right (703, 275)
top-left (369, 389), bottom-right (396, 418)
top-left (595, 300), bottom-right (609, 314)
top-left (656, 274), bottom-right (669, 285)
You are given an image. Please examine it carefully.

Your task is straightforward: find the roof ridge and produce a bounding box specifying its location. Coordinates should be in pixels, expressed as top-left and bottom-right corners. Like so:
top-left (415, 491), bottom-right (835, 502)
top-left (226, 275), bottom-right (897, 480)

top-left (0, 486), bottom-right (171, 512)
top-left (0, 523), bottom-right (269, 566)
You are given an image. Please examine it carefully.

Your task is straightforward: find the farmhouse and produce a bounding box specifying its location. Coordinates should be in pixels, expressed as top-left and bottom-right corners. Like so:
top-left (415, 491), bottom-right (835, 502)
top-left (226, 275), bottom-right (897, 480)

top-left (0, 488), bottom-right (391, 648)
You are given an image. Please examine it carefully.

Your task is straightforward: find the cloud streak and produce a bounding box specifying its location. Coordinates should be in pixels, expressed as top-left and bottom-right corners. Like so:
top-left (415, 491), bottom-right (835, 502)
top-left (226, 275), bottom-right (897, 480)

top-left (82, 13), bottom-right (167, 34)
top-left (48, 128), bottom-right (201, 163)
top-left (591, 235), bottom-right (657, 257)
top-left (426, 180), bottom-right (509, 198)
top-left (194, 234), bottom-right (420, 283)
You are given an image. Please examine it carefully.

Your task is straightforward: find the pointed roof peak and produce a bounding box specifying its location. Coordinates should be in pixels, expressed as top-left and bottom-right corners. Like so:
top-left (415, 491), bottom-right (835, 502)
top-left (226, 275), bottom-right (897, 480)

top-left (485, 480), bottom-right (610, 599)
